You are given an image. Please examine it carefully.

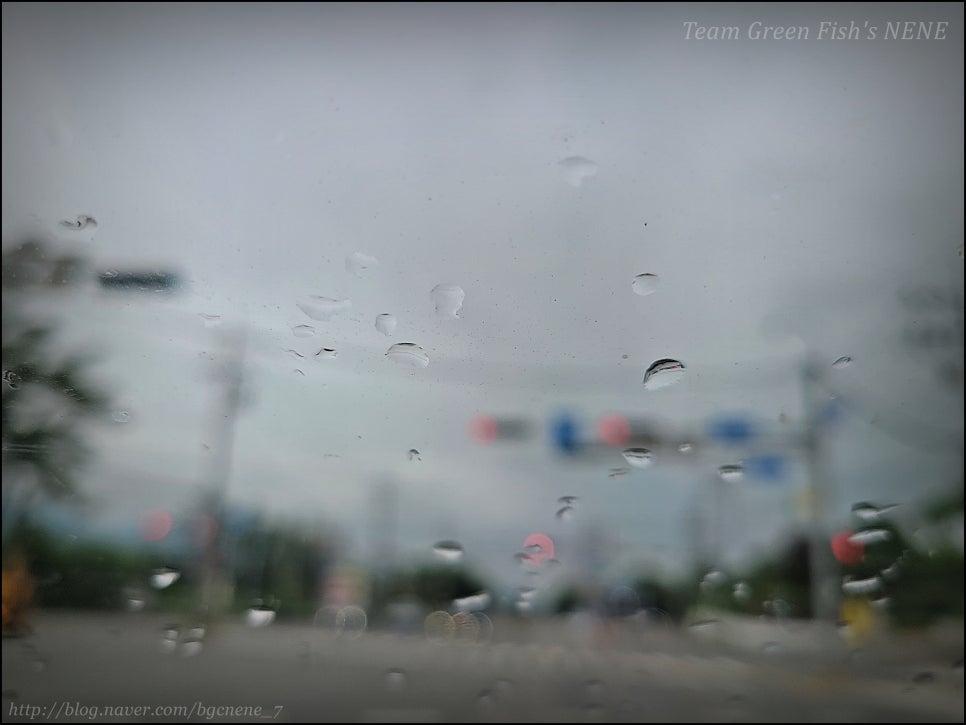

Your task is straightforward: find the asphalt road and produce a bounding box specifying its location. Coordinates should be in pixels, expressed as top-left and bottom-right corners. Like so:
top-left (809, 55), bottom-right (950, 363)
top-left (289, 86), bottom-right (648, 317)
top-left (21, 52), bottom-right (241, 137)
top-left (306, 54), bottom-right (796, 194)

top-left (2, 612), bottom-right (962, 723)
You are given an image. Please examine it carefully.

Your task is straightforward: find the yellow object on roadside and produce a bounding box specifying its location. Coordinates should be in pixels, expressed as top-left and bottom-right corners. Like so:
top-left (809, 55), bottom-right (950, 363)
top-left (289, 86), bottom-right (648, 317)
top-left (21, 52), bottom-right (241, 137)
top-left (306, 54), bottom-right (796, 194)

top-left (2, 554), bottom-right (35, 636)
top-left (838, 597), bottom-right (876, 646)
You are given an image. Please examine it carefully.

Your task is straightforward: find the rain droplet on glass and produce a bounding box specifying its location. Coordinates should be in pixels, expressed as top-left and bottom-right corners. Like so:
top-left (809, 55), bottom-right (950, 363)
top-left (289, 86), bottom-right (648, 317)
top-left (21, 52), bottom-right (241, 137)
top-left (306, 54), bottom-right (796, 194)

top-left (832, 356), bottom-right (853, 369)
top-left (609, 467), bottom-right (630, 478)
top-left (386, 343), bottom-right (429, 368)
top-left (314, 347), bottom-right (338, 360)
top-left (384, 669), bottom-right (407, 692)
top-left (851, 501), bottom-right (899, 521)
top-left (556, 506), bottom-right (575, 521)
top-left (198, 313), bottom-right (222, 327)
top-left (718, 464), bottom-right (744, 482)
top-left (408, 448), bottom-right (421, 461)
top-left (150, 568), bottom-right (180, 590)
top-left (558, 496), bottom-right (578, 505)
top-left (477, 690), bottom-right (496, 709)
top-left (841, 575), bottom-right (882, 595)
top-left (246, 607), bottom-right (276, 627)
top-left (643, 359), bottom-right (686, 390)
top-left (558, 156), bottom-right (599, 188)
top-left (733, 581), bottom-right (751, 603)
top-left (430, 284), bottom-right (465, 320)
top-left (631, 273), bottom-right (659, 296)
top-left (180, 638), bottom-right (203, 657)
top-left (432, 540), bottom-right (464, 563)
top-left (345, 252), bottom-right (379, 278)
top-left (375, 313), bottom-right (397, 336)
top-left (292, 324), bottom-right (315, 338)
top-left (622, 448), bottom-right (653, 468)
top-left (848, 529), bottom-right (891, 545)
top-left (678, 442), bottom-right (693, 453)
top-left (59, 214), bottom-right (97, 230)
top-left (701, 569), bottom-right (728, 588)
top-left (296, 295), bottom-right (351, 321)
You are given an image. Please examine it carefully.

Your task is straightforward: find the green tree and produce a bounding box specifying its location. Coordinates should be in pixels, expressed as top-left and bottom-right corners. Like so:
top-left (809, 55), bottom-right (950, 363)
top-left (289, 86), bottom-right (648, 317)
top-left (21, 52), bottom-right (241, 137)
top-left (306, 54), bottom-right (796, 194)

top-left (2, 241), bottom-right (108, 535)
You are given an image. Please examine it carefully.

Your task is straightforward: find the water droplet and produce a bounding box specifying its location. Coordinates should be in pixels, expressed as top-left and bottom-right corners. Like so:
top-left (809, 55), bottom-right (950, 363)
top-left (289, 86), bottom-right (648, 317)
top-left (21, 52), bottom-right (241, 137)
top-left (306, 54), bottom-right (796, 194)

top-left (345, 252), bottom-right (379, 278)
top-left (246, 606), bottom-right (276, 627)
top-left (731, 581), bottom-right (751, 604)
top-left (150, 568), bottom-right (180, 590)
top-left (430, 284), bottom-right (465, 319)
top-left (851, 501), bottom-right (899, 521)
top-left (880, 562), bottom-right (900, 580)
top-left (292, 324), bottom-right (315, 338)
top-left (848, 529), bottom-right (891, 545)
top-left (688, 618), bottom-right (722, 634)
top-left (701, 569), bottom-right (728, 588)
top-left (452, 591), bottom-right (491, 613)
top-left (558, 495), bottom-right (578, 505)
top-left (59, 214), bottom-right (97, 230)
top-left (2, 370), bottom-right (20, 390)
top-left (912, 671), bottom-right (936, 684)
top-left (159, 631), bottom-right (178, 654)
top-left (432, 540), bottom-right (464, 563)
top-left (643, 359), bottom-right (686, 390)
top-left (126, 597), bottom-right (146, 612)
top-left (622, 448), bottom-right (653, 468)
top-left (556, 506), bottom-right (575, 521)
top-left (718, 464), bottom-right (744, 482)
top-left (832, 356), bottom-right (853, 369)
top-left (294, 369), bottom-right (305, 376)
top-left (841, 575), bottom-right (882, 595)
top-left (608, 467), bottom-right (630, 478)
top-left (112, 409), bottom-right (130, 424)
top-left (285, 349), bottom-right (305, 359)
top-left (452, 611), bottom-right (482, 643)
top-left (678, 442), bottom-right (693, 453)
top-left (296, 295), bottom-right (351, 320)
top-left (386, 343), bottom-right (429, 368)
top-left (335, 604), bottom-right (368, 638)
top-left (631, 273), bottom-right (660, 296)
top-left (424, 610), bottom-right (455, 643)
top-left (180, 638), bottom-right (203, 657)
top-left (477, 689), bottom-right (496, 709)
top-left (198, 313), bottom-right (222, 327)
top-left (314, 347), bottom-right (338, 360)
top-left (375, 313), bottom-right (397, 336)
top-left (384, 669), bottom-right (407, 692)
top-left (407, 448), bottom-right (421, 461)
top-left (761, 641), bottom-right (783, 655)
top-left (558, 156), bottom-right (599, 188)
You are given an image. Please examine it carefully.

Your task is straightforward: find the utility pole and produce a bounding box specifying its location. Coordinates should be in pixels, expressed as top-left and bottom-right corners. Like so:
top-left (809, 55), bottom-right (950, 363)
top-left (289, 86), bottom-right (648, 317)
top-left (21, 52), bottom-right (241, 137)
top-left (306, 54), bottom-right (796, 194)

top-left (199, 325), bottom-right (247, 620)
top-left (801, 358), bottom-right (840, 621)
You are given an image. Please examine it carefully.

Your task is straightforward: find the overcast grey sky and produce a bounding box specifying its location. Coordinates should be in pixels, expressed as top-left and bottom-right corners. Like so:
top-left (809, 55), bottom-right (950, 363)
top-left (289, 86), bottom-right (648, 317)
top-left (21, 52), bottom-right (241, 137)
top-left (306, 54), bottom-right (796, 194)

top-left (3, 3), bottom-right (963, 585)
